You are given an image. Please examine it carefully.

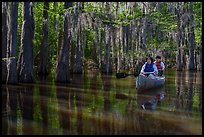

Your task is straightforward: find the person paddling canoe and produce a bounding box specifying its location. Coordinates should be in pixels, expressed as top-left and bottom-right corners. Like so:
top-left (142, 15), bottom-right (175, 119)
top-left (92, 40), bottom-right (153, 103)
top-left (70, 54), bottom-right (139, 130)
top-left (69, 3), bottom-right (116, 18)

top-left (140, 56), bottom-right (158, 79)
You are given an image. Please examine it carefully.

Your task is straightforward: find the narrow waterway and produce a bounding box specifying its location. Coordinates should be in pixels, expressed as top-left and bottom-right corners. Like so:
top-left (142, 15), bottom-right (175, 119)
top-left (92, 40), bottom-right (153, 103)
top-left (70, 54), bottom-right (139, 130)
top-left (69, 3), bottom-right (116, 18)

top-left (2, 69), bottom-right (202, 135)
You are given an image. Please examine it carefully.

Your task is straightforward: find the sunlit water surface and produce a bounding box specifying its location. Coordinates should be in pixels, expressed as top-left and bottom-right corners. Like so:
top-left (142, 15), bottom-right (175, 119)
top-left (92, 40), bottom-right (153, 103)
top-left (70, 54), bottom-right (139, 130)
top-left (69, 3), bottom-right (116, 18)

top-left (2, 69), bottom-right (202, 135)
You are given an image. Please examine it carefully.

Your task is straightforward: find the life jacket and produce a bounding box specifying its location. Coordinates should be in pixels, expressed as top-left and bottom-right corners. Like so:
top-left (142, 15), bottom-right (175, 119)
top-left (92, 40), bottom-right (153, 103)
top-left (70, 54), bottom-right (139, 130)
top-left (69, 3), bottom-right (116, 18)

top-left (144, 63), bottom-right (154, 72)
top-left (155, 61), bottom-right (162, 70)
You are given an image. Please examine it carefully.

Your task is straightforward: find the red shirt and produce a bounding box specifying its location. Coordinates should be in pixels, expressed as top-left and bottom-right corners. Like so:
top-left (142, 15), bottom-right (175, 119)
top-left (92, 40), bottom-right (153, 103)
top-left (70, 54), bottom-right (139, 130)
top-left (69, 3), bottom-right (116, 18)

top-left (155, 61), bottom-right (162, 70)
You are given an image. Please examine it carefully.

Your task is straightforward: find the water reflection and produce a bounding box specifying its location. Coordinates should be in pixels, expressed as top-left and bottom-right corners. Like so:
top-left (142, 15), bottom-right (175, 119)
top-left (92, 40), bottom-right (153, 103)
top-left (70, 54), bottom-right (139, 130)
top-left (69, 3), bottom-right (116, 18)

top-left (36, 76), bottom-right (49, 134)
top-left (102, 74), bottom-right (111, 112)
top-left (73, 74), bottom-right (84, 134)
top-left (199, 73), bottom-right (202, 113)
top-left (175, 71), bottom-right (186, 112)
top-left (2, 69), bottom-right (202, 135)
top-left (186, 72), bottom-right (194, 113)
top-left (33, 83), bottom-right (43, 134)
top-left (175, 71), bottom-right (201, 116)
top-left (102, 74), bottom-right (112, 134)
top-left (137, 87), bottom-right (165, 111)
top-left (2, 86), bottom-right (11, 135)
top-left (56, 83), bottom-right (71, 135)
top-left (2, 84), bottom-right (35, 135)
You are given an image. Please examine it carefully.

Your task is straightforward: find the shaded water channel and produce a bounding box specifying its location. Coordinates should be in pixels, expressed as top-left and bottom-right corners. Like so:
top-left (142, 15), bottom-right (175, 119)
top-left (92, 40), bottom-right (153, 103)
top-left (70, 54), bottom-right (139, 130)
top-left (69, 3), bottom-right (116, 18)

top-left (2, 69), bottom-right (202, 135)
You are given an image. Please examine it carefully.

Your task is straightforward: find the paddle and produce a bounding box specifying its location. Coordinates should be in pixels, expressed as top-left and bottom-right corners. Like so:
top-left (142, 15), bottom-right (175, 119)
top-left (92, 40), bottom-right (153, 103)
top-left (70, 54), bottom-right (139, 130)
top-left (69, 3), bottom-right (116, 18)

top-left (116, 71), bottom-right (156, 79)
top-left (142, 72), bottom-right (155, 75)
top-left (116, 72), bottom-right (139, 79)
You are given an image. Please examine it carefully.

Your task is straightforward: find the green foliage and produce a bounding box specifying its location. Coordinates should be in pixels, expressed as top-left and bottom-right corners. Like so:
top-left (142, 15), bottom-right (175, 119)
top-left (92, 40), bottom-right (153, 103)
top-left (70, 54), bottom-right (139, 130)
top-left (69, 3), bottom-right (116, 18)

top-left (33, 2), bottom-right (66, 68)
top-left (193, 2), bottom-right (202, 45)
top-left (14, 2), bottom-right (202, 72)
top-left (33, 2), bottom-right (44, 63)
top-left (84, 26), bottom-right (95, 59)
top-left (17, 3), bottom-right (22, 57)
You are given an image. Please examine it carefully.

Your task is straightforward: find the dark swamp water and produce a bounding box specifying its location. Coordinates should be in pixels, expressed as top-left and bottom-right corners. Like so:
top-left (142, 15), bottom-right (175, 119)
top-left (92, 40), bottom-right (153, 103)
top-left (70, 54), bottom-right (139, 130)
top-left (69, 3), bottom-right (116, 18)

top-left (2, 69), bottom-right (202, 135)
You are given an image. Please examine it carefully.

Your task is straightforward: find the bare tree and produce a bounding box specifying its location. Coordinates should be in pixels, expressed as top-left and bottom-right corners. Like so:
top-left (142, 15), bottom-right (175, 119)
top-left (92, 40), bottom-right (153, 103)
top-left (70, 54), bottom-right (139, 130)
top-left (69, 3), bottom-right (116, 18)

top-left (188, 2), bottom-right (196, 70)
top-left (74, 3), bottom-right (83, 74)
top-left (74, 20), bottom-right (83, 73)
top-left (140, 2), bottom-right (147, 50)
top-left (2, 2), bottom-right (8, 83)
top-left (102, 2), bottom-right (112, 73)
top-left (125, 25), bottom-right (130, 70)
top-left (55, 2), bottom-right (72, 83)
top-left (7, 2), bottom-right (18, 84)
top-left (37, 2), bottom-right (49, 75)
top-left (176, 2), bottom-right (183, 71)
top-left (54, 2), bottom-right (58, 31)
top-left (117, 27), bottom-right (123, 73)
top-left (17, 2), bottom-right (35, 83)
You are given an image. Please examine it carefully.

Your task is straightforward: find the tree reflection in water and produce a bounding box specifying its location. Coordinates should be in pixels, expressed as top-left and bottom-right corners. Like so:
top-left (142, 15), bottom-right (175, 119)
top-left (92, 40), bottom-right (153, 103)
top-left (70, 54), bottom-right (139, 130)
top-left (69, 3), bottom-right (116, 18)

top-left (1, 69), bottom-right (202, 135)
top-left (137, 87), bottom-right (165, 111)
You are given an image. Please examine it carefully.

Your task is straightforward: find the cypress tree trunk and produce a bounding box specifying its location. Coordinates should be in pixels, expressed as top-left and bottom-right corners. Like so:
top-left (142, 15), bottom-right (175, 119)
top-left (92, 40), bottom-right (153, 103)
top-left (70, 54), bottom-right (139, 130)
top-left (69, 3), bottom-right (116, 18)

top-left (98, 21), bottom-right (102, 69)
top-left (70, 2), bottom-right (78, 73)
top-left (140, 4), bottom-right (147, 50)
top-left (129, 23), bottom-right (134, 70)
top-left (125, 25), bottom-right (129, 70)
top-left (117, 27), bottom-right (122, 73)
top-left (17, 2), bottom-right (35, 83)
top-left (91, 42), bottom-right (97, 65)
top-left (181, 2), bottom-right (188, 70)
top-left (91, 19), bottom-right (97, 65)
top-left (198, 33), bottom-right (202, 71)
top-left (7, 2), bottom-right (18, 84)
top-left (70, 39), bottom-right (76, 73)
top-left (122, 26), bottom-right (126, 71)
top-left (188, 2), bottom-right (196, 70)
top-left (37, 2), bottom-right (49, 75)
top-left (74, 13), bottom-right (83, 74)
top-left (2, 2), bottom-right (8, 83)
top-left (82, 25), bottom-right (86, 68)
top-left (55, 2), bottom-right (72, 83)
top-left (112, 27), bottom-right (116, 71)
top-left (176, 2), bottom-right (182, 71)
top-left (54, 2), bottom-right (58, 30)
top-left (180, 5), bottom-right (185, 69)
top-left (181, 27), bottom-right (187, 70)
top-left (136, 21), bottom-right (140, 51)
top-left (102, 24), bottom-right (106, 73)
top-left (96, 3), bottom-right (103, 69)
top-left (102, 25), bottom-right (112, 74)
top-left (116, 2), bottom-right (121, 72)
top-left (107, 26), bottom-right (112, 73)
top-left (102, 2), bottom-right (112, 74)
top-left (95, 19), bottom-right (100, 66)
top-left (53, 2), bottom-right (59, 58)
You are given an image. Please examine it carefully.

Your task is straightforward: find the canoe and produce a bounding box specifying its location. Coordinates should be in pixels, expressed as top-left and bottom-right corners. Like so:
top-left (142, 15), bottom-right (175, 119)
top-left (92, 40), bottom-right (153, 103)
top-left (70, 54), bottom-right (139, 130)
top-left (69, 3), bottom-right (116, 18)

top-left (136, 74), bottom-right (165, 91)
